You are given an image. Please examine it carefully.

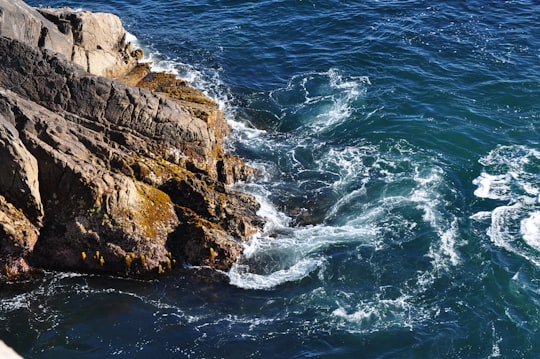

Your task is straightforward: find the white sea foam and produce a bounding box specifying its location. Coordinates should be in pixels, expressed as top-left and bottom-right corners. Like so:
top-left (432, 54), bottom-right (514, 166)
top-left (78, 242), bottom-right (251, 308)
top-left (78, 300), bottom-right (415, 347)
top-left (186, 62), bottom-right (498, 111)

top-left (323, 143), bottom-right (461, 268)
top-left (125, 34), bottom-right (461, 293)
top-left (331, 292), bottom-right (435, 333)
top-left (311, 70), bottom-right (370, 131)
top-left (229, 257), bottom-right (322, 290)
top-left (125, 32), bottom-right (236, 117)
top-left (473, 145), bottom-right (540, 267)
top-left (229, 137), bottom-right (461, 290)
top-left (521, 212), bottom-right (540, 251)
top-left (412, 167), bottom-right (461, 268)
top-left (472, 172), bottom-right (512, 199)
top-left (489, 323), bottom-right (503, 358)
top-left (229, 216), bottom-right (379, 290)
top-left (125, 31), bottom-right (138, 44)
top-left (267, 68), bottom-right (370, 134)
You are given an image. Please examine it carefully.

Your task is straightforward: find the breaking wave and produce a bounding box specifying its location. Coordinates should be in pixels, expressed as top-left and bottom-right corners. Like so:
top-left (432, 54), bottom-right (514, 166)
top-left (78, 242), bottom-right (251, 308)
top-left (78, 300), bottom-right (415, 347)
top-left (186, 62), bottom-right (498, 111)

top-left (226, 71), bottom-right (463, 336)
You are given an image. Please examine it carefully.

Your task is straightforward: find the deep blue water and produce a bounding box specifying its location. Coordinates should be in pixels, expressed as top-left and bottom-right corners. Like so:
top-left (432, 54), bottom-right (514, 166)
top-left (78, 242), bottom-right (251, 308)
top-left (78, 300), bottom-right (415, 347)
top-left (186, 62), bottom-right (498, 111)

top-left (4, 0), bottom-right (540, 357)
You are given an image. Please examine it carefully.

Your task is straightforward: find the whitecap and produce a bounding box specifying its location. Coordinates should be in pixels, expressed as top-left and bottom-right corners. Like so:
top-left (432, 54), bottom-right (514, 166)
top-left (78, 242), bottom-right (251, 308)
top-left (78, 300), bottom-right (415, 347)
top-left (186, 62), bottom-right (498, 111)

top-left (472, 172), bottom-right (513, 200)
top-left (521, 212), bottom-right (540, 252)
top-left (125, 31), bottom-right (138, 44)
top-left (228, 257), bottom-right (322, 290)
top-left (229, 139), bottom-right (461, 291)
top-left (473, 145), bottom-right (540, 267)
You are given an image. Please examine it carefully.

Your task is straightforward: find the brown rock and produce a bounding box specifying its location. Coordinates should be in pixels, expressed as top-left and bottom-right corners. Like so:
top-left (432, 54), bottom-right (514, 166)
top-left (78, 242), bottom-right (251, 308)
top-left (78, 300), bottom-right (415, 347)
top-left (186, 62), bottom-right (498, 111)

top-left (0, 195), bottom-right (39, 280)
top-left (0, 113), bottom-right (43, 222)
top-left (0, 6), bottom-right (264, 280)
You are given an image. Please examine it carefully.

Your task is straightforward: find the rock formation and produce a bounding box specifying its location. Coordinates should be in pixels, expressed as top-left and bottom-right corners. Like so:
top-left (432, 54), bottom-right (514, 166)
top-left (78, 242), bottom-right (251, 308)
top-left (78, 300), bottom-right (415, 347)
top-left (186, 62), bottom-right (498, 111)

top-left (0, 0), bottom-right (141, 78)
top-left (0, 0), bottom-right (264, 281)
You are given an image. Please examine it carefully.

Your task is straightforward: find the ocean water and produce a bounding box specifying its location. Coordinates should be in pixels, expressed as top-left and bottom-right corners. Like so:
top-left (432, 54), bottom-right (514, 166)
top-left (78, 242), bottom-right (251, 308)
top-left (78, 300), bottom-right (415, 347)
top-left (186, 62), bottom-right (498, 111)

top-left (3, 0), bottom-right (540, 357)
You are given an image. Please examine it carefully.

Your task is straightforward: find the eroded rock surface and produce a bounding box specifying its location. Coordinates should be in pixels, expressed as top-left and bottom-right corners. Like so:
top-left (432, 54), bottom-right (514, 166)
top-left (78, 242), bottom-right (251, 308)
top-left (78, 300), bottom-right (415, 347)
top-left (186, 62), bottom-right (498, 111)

top-left (0, 0), bottom-right (264, 281)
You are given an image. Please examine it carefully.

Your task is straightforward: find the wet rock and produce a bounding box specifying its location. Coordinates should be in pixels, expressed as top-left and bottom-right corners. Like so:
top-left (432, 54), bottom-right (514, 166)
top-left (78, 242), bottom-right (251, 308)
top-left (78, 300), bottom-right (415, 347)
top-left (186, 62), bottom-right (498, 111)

top-left (0, 195), bottom-right (39, 281)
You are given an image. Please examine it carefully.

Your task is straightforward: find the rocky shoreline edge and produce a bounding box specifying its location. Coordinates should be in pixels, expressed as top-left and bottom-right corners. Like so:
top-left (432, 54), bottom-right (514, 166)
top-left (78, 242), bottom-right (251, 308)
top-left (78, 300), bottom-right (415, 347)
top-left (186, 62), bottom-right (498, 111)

top-left (0, 0), bottom-right (265, 282)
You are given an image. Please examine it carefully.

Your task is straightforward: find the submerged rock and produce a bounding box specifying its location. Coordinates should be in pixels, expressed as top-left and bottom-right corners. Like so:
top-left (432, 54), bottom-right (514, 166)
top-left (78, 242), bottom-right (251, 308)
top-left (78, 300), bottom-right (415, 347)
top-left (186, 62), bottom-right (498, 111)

top-left (0, 0), bottom-right (264, 281)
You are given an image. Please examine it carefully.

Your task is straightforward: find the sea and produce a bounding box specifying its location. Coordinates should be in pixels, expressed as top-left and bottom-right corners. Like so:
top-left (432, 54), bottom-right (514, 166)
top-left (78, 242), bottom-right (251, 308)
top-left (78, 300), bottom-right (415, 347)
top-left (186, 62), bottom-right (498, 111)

top-left (3, 0), bottom-right (540, 357)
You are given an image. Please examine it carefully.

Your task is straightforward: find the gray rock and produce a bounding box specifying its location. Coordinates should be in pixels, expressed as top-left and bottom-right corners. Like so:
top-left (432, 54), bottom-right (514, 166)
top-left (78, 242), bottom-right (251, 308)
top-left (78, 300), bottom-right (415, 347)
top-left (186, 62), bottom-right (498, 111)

top-left (0, 112), bottom-right (43, 222)
top-left (38, 7), bottom-right (139, 78)
top-left (0, 0), bottom-right (139, 78)
top-left (0, 0), bottom-right (72, 57)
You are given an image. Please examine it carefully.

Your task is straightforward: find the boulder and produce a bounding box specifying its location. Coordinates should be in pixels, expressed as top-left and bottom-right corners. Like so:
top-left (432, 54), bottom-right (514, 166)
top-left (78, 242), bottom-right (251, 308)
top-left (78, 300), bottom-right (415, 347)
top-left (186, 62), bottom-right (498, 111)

top-left (0, 0), bottom-right (140, 78)
top-left (38, 7), bottom-right (141, 78)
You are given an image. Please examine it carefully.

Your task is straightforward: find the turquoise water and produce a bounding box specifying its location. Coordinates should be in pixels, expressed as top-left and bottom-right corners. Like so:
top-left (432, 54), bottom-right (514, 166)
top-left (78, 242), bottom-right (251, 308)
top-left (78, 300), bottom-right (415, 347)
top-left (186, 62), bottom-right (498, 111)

top-left (4, 0), bottom-right (540, 357)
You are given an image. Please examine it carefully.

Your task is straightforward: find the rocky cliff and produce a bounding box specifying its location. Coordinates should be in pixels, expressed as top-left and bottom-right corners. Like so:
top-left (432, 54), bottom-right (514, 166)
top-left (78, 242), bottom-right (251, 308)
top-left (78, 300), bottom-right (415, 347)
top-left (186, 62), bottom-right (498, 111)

top-left (0, 0), bottom-right (264, 281)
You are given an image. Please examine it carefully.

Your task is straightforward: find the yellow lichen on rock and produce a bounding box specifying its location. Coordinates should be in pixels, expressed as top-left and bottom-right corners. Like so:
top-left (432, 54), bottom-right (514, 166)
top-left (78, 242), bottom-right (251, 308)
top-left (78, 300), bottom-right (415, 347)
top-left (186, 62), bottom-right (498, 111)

top-left (132, 181), bottom-right (178, 239)
top-left (124, 253), bottom-right (133, 270)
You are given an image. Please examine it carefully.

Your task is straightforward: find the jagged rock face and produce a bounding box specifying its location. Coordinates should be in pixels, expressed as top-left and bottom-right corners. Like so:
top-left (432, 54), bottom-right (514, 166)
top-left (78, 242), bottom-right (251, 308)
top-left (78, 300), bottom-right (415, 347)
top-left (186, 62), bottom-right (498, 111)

top-left (0, 0), bottom-right (139, 78)
top-left (0, 3), bottom-right (264, 280)
top-left (0, 113), bottom-right (43, 222)
top-left (38, 7), bottom-right (141, 78)
top-left (0, 0), bottom-right (72, 57)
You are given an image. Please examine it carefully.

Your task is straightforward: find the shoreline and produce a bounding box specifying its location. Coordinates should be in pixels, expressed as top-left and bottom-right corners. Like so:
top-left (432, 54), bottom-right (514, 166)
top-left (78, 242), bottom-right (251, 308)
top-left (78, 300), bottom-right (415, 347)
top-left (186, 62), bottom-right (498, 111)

top-left (0, 0), bottom-right (264, 282)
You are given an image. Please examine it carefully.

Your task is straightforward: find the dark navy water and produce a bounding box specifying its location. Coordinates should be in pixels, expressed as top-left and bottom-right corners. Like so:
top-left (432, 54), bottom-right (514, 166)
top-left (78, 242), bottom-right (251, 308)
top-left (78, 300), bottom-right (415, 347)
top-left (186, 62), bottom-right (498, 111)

top-left (4, 0), bottom-right (540, 357)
